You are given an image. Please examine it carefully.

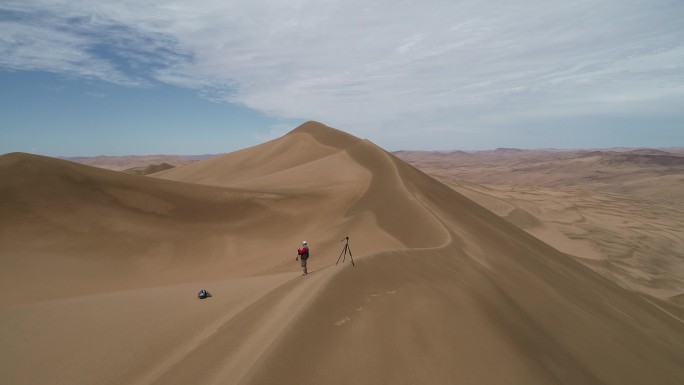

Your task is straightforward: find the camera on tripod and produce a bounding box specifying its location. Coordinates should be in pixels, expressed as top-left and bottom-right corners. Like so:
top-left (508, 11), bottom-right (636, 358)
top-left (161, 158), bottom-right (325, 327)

top-left (336, 236), bottom-right (355, 266)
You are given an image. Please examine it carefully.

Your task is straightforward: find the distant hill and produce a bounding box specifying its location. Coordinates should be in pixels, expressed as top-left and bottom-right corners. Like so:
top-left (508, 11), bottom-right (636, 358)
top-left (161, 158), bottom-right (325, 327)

top-left (394, 147), bottom-right (684, 204)
top-left (122, 162), bottom-right (176, 175)
top-left (61, 154), bottom-right (217, 171)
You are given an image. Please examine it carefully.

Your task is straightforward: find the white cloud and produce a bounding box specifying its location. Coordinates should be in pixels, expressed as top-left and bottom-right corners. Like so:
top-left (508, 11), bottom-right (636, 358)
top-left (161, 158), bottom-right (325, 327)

top-left (1, 0), bottom-right (683, 148)
top-left (0, 19), bottom-right (138, 85)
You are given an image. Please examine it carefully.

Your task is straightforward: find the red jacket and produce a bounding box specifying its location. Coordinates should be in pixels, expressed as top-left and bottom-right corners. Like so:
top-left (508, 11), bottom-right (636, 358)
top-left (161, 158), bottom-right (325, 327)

top-left (298, 246), bottom-right (309, 258)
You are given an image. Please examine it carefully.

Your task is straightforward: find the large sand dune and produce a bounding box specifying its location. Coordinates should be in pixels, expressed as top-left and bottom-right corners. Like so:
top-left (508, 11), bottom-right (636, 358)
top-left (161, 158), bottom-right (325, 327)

top-left (2, 122), bottom-right (684, 384)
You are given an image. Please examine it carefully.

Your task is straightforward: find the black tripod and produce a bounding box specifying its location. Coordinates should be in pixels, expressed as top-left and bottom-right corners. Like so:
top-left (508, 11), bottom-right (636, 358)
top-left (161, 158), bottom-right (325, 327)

top-left (336, 236), bottom-right (355, 266)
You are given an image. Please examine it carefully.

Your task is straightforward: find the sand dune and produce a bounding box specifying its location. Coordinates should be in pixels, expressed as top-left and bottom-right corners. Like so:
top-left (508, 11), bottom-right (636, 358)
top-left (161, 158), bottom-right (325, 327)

top-left (63, 155), bottom-right (214, 171)
top-left (395, 148), bottom-right (684, 204)
top-left (438, 180), bottom-right (684, 301)
top-left (395, 149), bottom-right (684, 304)
top-left (0, 152), bottom-right (308, 305)
top-left (2, 122), bottom-right (684, 385)
top-left (122, 162), bottom-right (176, 175)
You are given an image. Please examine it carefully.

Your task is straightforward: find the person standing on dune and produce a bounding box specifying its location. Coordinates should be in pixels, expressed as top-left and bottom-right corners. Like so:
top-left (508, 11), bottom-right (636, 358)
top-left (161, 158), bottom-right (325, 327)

top-left (296, 241), bottom-right (309, 276)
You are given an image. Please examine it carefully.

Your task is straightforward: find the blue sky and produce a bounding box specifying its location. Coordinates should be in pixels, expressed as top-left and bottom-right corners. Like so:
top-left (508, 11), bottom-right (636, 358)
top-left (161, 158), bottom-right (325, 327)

top-left (1, 0), bottom-right (683, 156)
top-left (1, 71), bottom-right (296, 156)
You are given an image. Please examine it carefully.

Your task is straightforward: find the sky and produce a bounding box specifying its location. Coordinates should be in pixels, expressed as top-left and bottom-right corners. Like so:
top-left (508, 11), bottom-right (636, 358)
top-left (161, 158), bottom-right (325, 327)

top-left (1, 0), bottom-right (683, 156)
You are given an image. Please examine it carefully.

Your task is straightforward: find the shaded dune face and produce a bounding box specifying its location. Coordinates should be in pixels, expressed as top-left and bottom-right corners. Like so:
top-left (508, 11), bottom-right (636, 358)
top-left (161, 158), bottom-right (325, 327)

top-left (0, 152), bottom-right (299, 304)
top-left (2, 121), bottom-right (684, 385)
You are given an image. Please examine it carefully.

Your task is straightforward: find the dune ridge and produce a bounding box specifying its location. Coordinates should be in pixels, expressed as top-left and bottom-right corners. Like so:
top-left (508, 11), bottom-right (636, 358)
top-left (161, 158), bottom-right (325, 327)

top-left (2, 121), bottom-right (684, 385)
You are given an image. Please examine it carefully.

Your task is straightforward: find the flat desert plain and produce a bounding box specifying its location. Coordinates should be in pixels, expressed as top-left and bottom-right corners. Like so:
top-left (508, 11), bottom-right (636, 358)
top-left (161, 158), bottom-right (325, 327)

top-left (2, 122), bottom-right (684, 385)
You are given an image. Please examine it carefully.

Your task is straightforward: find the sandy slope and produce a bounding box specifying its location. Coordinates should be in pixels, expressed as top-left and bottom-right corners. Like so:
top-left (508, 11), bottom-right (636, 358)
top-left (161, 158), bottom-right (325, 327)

top-left (438, 179), bottom-right (684, 301)
top-left (395, 148), bottom-right (684, 304)
top-left (2, 122), bottom-right (684, 385)
top-left (0, 152), bottom-right (311, 305)
top-left (62, 155), bottom-right (212, 171)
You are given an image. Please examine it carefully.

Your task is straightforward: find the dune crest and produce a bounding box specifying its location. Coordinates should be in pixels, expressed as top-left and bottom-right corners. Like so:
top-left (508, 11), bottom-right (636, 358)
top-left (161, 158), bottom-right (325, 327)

top-left (2, 122), bottom-right (684, 385)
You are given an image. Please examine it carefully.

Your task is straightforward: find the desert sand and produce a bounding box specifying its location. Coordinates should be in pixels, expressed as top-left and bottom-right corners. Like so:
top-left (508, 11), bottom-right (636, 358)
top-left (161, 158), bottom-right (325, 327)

top-left (63, 154), bottom-right (213, 171)
top-left (395, 149), bottom-right (684, 303)
top-left (2, 121), bottom-right (684, 385)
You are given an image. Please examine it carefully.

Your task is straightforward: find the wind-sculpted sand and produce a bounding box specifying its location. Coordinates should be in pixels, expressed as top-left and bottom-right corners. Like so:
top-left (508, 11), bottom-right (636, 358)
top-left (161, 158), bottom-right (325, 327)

top-left (437, 180), bottom-right (684, 302)
top-left (395, 149), bottom-right (684, 304)
top-left (2, 122), bottom-right (684, 385)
